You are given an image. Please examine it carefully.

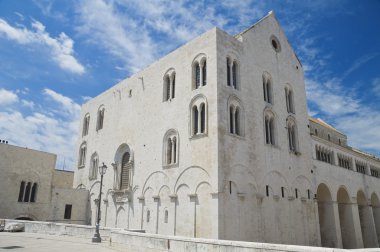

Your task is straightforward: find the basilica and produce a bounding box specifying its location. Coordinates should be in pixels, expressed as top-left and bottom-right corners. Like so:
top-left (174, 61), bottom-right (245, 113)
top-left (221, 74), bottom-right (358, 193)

top-left (73, 11), bottom-right (380, 249)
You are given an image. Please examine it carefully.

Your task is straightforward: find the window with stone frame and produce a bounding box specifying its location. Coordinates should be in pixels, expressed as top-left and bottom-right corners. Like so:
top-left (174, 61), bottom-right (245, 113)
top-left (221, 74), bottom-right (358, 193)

top-left (355, 160), bottom-right (367, 174)
top-left (226, 56), bottom-right (239, 89)
top-left (18, 181), bottom-right (37, 203)
top-left (96, 106), bottom-right (105, 131)
top-left (120, 151), bottom-right (132, 190)
top-left (287, 117), bottom-right (298, 152)
top-left (264, 110), bottom-right (275, 145)
top-left (82, 113), bottom-right (90, 136)
top-left (315, 145), bottom-right (334, 165)
top-left (192, 55), bottom-right (207, 90)
top-left (263, 73), bottom-right (273, 104)
top-left (337, 153), bottom-right (352, 170)
top-left (285, 85), bottom-right (295, 113)
top-left (78, 142), bottom-right (87, 167)
top-left (163, 129), bottom-right (179, 167)
top-left (190, 95), bottom-right (207, 137)
top-left (89, 152), bottom-right (99, 180)
top-left (163, 70), bottom-right (176, 101)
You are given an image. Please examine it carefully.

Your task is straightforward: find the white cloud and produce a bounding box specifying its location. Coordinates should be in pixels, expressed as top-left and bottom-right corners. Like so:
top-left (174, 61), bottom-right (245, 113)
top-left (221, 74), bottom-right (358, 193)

top-left (0, 88), bottom-right (80, 170)
top-left (43, 88), bottom-right (81, 116)
top-left (0, 18), bottom-right (85, 74)
top-left (75, 0), bottom-right (265, 74)
top-left (0, 88), bottom-right (18, 105)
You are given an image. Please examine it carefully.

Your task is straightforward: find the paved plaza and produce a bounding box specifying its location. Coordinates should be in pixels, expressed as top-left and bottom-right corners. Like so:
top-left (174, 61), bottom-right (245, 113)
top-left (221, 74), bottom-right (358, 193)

top-left (0, 232), bottom-right (120, 252)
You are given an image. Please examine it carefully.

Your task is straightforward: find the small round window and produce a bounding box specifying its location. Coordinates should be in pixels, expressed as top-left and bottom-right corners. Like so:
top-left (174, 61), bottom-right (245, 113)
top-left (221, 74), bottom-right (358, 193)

top-left (270, 35), bottom-right (281, 52)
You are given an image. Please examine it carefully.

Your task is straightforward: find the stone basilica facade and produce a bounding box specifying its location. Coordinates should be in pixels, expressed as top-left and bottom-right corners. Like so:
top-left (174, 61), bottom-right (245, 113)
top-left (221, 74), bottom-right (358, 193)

top-left (74, 11), bottom-right (380, 249)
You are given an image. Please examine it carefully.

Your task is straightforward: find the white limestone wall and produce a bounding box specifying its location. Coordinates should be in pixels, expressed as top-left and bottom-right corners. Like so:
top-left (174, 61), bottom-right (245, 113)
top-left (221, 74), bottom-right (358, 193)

top-left (0, 144), bottom-right (56, 221)
top-left (74, 28), bottom-right (220, 238)
top-left (49, 188), bottom-right (89, 225)
top-left (215, 13), bottom-right (318, 246)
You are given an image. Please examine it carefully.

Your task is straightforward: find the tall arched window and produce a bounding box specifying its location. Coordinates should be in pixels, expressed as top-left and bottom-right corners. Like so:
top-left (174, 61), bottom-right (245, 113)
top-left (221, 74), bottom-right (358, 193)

top-left (190, 95), bottom-right (208, 137)
top-left (89, 152), bottom-right (99, 180)
top-left (18, 181), bottom-right (25, 202)
top-left (232, 61), bottom-right (238, 89)
top-left (120, 152), bottom-right (131, 190)
top-left (264, 110), bottom-right (275, 145)
top-left (202, 61), bottom-right (207, 86)
top-left (228, 96), bottom-right (244, 136)
top-left (78, 142), bottom-right (87, 167)
top-left (263, 73), bottom-right (273, 104)
top-left (285, 85), bottom-right (295, 113)
top-left (163, 70), bottom-right (176, 101)
top-left (82, 113), bottom-right (90, 136)
top-left (96, 106), bottom-right (105, 131)
top-left (226, 56), bottom-right (239, 89)
top-left (227, 58), bottom-right (231, 86)
top-left (30, 183), bottom-right (37, 202)
top-left (192, 55), bottom-right (207, 90)
top-left (24, 182), bottom-right (31, 202)
top-left (287, 117), bottom-right (298, 152)
top-left (163, 129), bottom-right (179, 167)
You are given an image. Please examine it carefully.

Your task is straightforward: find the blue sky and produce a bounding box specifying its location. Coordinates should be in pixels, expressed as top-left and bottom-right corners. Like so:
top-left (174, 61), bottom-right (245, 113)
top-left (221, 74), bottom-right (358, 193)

top-left (0, 0), bottom-right (379, 170)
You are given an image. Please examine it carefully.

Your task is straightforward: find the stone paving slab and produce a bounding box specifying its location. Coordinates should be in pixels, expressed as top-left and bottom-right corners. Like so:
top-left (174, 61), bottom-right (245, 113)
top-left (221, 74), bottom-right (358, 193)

top-left (0, 232), bottom-right (120, 252)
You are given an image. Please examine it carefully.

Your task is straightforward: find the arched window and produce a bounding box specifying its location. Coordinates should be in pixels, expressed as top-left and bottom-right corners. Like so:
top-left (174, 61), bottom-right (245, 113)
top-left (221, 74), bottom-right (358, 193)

top-left (163, 70), bottom-right (176, 101)
top-left (263, 73), bottom-right (273, 104)
top-left (78, 142), bottom-right (87, 167)
top-left (30, 183), bottom-right (37, 202)
top-left (226, 56), bottom-right (239, 89)
top-left (285, 86), bottom-right (295, 113)
top-left (163, 129), bottom-right (179, 167)
top-left (120, 152), bottom-right (131, 190)
top-left (192, 55), bottom-right (207, 90)
top-left (18, 181), bottom-right (25, 202)
top-left (164, 75), bottom-right (170, 101)
top-left (24, 182), bottom-right (31, 202)
top-left (190, 95), bottom-right (208, 137)
top-left (202, 61), bottom-right (207, 86)
top-left (232, 61), bottom-right (238, 89)
top-left (264, 110), bottom-right (275, 145)
top-left (96, 106), bottom-right (105, 131)
top-left (195, 62), bottom-right (200, 89)
top-left (227, 58), bottom-right (231, 86)
top-left (228, 96), bottom-right (244, 137)
top-left (82, 114), bottom-right (90, 136)
top-left (200, 103), bottom-right (206, 133)
top-left (287, 117), bottom-right (298, 152)
top-left (89, 153), bottom-right (99, 180)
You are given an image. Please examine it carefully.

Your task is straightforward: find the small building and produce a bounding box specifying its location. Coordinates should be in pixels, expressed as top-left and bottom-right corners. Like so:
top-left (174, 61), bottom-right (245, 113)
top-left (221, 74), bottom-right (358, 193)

top-left (0, 142), bottom-right (88, 224)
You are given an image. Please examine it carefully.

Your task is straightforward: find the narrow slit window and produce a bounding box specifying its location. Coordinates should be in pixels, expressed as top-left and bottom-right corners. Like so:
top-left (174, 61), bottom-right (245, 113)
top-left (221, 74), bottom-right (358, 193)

top-left (64, 204), bottom-right (72, 219)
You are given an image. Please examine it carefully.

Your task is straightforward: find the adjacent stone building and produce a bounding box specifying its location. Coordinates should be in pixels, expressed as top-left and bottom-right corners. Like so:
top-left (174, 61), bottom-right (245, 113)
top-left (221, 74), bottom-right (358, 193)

top-left (73, 11), bottom-right (380, 249)
top-left (0, 142), bottom-right (89, 224)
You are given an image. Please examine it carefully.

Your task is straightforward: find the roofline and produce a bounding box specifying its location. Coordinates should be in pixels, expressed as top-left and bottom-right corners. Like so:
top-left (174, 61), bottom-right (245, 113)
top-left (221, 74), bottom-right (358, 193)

top-left (309, 117), bottom-right (345, 136)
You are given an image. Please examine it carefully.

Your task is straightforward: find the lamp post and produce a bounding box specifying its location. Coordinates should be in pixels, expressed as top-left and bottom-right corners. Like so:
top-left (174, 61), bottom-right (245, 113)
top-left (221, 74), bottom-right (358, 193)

top-left (92, 162), bottom-right (107, 243)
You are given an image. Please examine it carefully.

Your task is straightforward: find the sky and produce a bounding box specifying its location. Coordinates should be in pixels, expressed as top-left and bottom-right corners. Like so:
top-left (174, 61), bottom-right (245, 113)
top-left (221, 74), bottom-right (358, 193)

top-left (0, 0), bottom-right (379, 170)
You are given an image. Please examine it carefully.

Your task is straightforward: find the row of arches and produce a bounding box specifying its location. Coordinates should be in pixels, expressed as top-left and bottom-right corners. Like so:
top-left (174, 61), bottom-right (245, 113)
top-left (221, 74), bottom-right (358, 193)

top-left (317, 183), bottom-right (380, 248)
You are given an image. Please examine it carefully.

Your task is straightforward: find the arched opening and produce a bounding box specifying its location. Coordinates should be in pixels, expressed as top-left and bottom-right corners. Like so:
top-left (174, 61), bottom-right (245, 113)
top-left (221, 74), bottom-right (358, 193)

top-left (371, 193), bottom-right (380, 244)
top-left (317, 183), bottom-right (338, 247)
top-left (358, 191), bottom-right (378, 247)
top-left (15, 217), bottom-right (33, 221)
top-left (120, 152), bottom-right (130, 190)
top-left (337, 187), bottom-right (356, 249)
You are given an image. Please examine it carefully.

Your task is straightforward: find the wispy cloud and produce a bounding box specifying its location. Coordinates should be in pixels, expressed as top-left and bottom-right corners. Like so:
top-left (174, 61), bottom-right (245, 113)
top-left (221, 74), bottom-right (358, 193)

top-left (0, 18), bottom-right (85, 74)
top-left (341, 53), bottom-right (380, 80)
top-left (75, 0), bottom-right (265, 74)
top-left (372, 78), bottom-right (380, 97)
top-left (0, 88), bottom-right (80, 170)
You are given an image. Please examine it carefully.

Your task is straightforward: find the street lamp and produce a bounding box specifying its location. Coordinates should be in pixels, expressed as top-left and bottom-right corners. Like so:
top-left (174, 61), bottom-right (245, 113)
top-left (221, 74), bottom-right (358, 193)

top-left (92, 162), bottom-right (107, 243)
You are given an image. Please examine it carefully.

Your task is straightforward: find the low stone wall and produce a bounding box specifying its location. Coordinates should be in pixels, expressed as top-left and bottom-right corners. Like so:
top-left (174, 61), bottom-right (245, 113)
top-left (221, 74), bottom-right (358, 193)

top-left (3, 219), bottom-right (378, 251)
